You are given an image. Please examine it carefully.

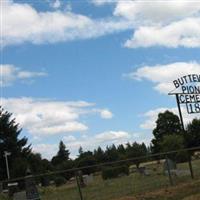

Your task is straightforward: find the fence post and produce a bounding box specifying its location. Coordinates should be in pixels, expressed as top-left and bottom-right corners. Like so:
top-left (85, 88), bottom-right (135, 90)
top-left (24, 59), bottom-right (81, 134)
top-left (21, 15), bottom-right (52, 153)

top-left (188, 152), bottom-right (194, 179)
top-left (75, 172), bottom-right (83, 200)
top-left (165, 155), bottom-right (173, 186)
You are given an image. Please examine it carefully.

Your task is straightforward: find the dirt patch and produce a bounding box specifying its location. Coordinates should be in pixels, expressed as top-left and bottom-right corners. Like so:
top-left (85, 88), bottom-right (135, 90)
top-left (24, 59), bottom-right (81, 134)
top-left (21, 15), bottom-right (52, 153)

top-left (183, 194), bottom-right (200, 200)
top-left (115, 197), bottom-right (137, 200)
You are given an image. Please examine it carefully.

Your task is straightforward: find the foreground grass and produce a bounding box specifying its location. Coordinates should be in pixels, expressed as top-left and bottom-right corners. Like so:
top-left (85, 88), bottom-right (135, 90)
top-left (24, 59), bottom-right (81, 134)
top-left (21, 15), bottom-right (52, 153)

top-left (116, 179), bottom-right (200, 200)
top-left (1, 159), bottom-right (200, 200)
top-left (0, 194), bottom-right (10, 200)
top-left (40, 159), bottom-right (200, 200)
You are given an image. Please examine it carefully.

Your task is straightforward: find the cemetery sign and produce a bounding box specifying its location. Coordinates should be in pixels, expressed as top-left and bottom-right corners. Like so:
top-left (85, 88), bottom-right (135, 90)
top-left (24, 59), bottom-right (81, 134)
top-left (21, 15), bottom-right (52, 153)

top-left (169, 74), bottom-right (200, 129)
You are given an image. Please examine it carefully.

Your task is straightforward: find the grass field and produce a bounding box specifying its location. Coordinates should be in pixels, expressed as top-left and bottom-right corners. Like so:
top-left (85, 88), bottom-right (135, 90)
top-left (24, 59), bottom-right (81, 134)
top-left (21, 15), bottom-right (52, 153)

top-left (115, 180), bottom-right (200, 200)
top-left (0, 159), bottom-right (200, 200)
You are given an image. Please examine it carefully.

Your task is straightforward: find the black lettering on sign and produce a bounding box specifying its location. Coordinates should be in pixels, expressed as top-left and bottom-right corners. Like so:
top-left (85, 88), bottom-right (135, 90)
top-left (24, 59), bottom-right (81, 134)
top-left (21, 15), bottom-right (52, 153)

top-left (179, 94), bottom-right (200, 104)
top-left (186, 103), bottom-right (200, 114)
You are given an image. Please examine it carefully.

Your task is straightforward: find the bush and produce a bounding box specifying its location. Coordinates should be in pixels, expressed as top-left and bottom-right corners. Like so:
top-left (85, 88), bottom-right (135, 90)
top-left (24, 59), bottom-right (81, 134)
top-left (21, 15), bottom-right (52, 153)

top-left (54, 176), bottom-right (66, 187)
top-left (40, 176), bottom-right (50, 187)
top-left (102, 165), bottom-right (129, 180)
top-left (176, 151), bottom-right (189, 163)
top-left (77, 156), bottom-right (97, 175)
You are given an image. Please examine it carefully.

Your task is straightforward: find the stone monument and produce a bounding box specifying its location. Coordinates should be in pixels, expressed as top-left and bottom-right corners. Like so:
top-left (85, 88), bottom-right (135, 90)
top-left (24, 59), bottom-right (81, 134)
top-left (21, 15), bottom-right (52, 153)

top-left (25, 168), bottom-right (40, 200)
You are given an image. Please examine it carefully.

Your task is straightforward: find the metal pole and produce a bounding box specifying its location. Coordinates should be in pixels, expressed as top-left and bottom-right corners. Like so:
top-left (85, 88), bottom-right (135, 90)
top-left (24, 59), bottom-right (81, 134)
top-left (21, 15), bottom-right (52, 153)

top-left (175, 94), bottom-right (195, 179)
top-left (175, 94), bottom-right (185, 131)
top-left (166, 156), bottom-right (173, 186)
top-left (188, 152), bottom-right (194, 179)
top-left (75, 172), bottom-right (83, 200)
top-left (4, 152), bottom-right (10, 180)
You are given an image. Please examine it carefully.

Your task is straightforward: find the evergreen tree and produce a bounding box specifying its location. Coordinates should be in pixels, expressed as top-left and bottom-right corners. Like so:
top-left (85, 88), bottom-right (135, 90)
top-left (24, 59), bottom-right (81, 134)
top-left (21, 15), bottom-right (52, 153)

top-left (94, 146), bottom-right (105, 163)
top-left (117, 144), bottom-right (126, 159)
top-left (76, 149), bottom-right (96, 175)
top-left (51, 141), bottom-right (70, 166)
top-left (105, 144), bottom-right (119, 162)
top-left (78, 146), bottom-right (83, 156)
top-left (57, 141), bottom-right (70, 159)
top-left (126, 142), bottom-right (147, 168)
top-left (0, 107), bottom-right (31, 180)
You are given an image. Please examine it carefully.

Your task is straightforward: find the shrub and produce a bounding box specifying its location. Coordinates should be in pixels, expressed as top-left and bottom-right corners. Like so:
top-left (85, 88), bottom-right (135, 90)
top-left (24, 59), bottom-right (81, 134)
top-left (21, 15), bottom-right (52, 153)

top-left (54, 176), bottom-right (66, 187)
top-left (40, 176), bottom-right (50, 187)
top-left (77, 156), bottom-right (97, 175)
top-left (102, 165), bottom-right (129, 180)
top-left (176, 151), bottom-right (189, 163)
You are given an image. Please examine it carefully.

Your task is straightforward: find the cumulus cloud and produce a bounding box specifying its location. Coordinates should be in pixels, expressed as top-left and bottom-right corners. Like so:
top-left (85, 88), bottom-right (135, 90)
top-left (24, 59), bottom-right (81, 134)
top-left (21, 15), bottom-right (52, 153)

top-left (125, 62), bottom-right (200, 94)
top-left (113, 0), bottom-right (200, 48)
top-left (63, 135), bottom-right (77, 143)
top-left (125, 17), bottom-right (200, 48)
top-left (141, 107), bottom-right (199, 130)
top-left (1, 97), bottom-right (113, 136)
top-left (2, 0), bottom-right (200, 48)
top-left (97, 109), bottom-right (113, 119)
top-left (2, 0), bottom-right (133, 47)
top-left (114, 1), bottom-right (200, 24)
top-left (95, 130), bottom-right (130, 142)
top-left (32, 130), bottom-right (136, 159)
top-left (0, 64), bottom-right (47, 86)
top-left (91, 0), bottom-right (117, 6)
top-left (62, 130), bottom-right (139, 158)
top-left (50, 0), bottom-right (61, 9)
top-left (32, 144), bottom-right (58, 159)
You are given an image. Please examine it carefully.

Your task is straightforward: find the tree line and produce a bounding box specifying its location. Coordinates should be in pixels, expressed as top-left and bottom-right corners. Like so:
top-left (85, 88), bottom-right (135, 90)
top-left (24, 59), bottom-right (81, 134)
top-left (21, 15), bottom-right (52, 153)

top-left (0, 107), bottom-right (200, 181)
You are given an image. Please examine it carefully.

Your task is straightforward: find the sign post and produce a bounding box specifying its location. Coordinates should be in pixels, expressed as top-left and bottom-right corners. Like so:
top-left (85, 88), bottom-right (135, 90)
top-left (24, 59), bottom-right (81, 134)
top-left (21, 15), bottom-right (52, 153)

top-left (4, 151), bottom-right (11, 180)
top-left (175, 94), bottom-right (185, 131)
top-left (169, 74), bottom-right (200, 180)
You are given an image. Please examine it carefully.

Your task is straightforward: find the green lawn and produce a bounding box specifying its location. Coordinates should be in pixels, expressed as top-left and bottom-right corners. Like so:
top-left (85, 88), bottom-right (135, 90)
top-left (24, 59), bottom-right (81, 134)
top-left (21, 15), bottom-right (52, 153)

top-left (39, 159), bottom-right (200, 200)
top-left (1, 159), bottom-right (200, 200)
top-left (0, 194), bottom-right (10, 200)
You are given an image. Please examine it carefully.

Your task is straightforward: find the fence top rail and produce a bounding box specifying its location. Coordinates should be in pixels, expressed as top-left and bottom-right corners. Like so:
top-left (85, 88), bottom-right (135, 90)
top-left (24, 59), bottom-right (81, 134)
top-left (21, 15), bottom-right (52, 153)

top-left (1, 146), bottom-right (200, 184)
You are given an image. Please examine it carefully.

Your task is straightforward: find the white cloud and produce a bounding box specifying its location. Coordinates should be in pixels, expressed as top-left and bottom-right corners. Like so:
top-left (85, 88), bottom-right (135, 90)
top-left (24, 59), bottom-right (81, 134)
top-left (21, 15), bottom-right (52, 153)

top-left (125, 62), bottom-right (200, 94)
top-left (50, 0), bottom-right (61, 9)
top-left (61, 130), bottom-right (139, 158)
top-left (32, 130), bottom-right (144, 159)
top-left (32, 144), bottom-right (58, 159)
top-left (1, 97), bottom-right (113, 136)
top-left (125, 17), bottom-right (200, 48)
top-left (98, 109), bottom-right (113, 119)
top-left (113, 0), bottom-right (200, 48)
top-left (3, 0), bottom-right (200, 48)
top-left (95, 130), bottom-right (130, 142)
top-left (114, 1), bottom-right (200, 24)
top-left (91, 0), bottom-right (117, 6)
top-left (63, 135), bottom-right (77, 143)
top-left (0, 64), bottom-right (47, 86)
top-left (141, 107), bottom-right (199, 130)
top-left (2, 0), bottom-right (133, 47)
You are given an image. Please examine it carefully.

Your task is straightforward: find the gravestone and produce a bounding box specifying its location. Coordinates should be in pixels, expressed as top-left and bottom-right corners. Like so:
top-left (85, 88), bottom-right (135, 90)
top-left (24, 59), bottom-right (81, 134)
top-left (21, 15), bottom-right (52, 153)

top-left (13, 191), bottom-right (26, 200)
top-left (76, 171), bottom-right (85, 188)
top-left (163, 158), bottom-right (176, 174)
top-left (25, 169), bottom-right (40, 200)
top-left (8, 182), bottom-right (18, 197)
top-left (138, 167), bottom-right (150, 176)
top-left (83, 174), bottom-right (93, 185)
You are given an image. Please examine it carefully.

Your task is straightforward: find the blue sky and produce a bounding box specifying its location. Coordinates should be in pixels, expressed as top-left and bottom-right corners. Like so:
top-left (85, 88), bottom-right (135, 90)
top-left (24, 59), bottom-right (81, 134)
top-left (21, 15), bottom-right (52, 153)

top-left (1, 0), bottom-right (200, 159)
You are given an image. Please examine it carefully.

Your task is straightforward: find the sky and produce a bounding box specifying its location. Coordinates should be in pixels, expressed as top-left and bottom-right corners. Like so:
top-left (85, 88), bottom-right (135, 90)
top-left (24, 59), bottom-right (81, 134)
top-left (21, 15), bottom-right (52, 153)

top-left (1, 0), bottom-right (200, 159)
